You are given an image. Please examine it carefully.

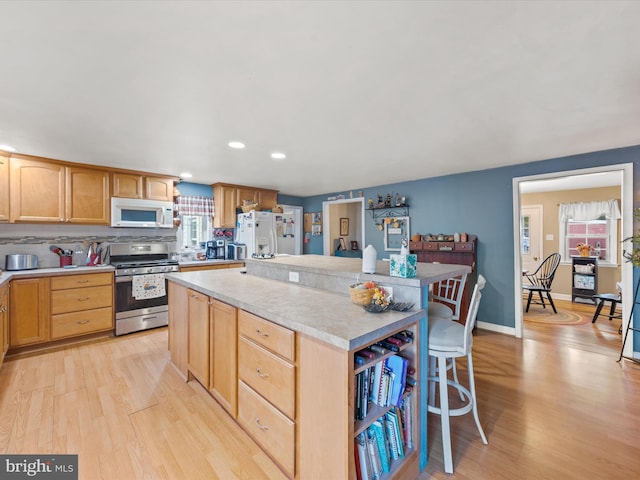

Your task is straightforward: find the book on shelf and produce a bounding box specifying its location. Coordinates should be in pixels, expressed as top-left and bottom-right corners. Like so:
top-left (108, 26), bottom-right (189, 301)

top-left (370, 420), bottom-right (391, 473)
top-left (356, 432), bottom-right (373, 480)
top-left (366, 428), bottom-right (382, 480)
top-left (385, 354), bottom-right (408, 407)
top-left (385, 410), bottom-right (405, 460)
top-left (401, 393), bottom-right (413, 450)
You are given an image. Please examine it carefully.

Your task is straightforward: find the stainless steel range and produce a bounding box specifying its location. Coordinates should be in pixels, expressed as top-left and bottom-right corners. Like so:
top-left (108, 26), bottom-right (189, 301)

top-left (110, 242), bottom-right (179, 336)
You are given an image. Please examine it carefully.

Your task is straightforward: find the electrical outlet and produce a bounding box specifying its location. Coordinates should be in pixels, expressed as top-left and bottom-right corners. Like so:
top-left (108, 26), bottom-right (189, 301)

top-left (289, 271), bottom-right (299, 283)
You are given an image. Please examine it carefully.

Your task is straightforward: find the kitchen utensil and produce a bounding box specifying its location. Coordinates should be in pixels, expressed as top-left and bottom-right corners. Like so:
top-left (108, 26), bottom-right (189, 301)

top-left (49, 245), bottom-right (63, 256)
top-left (5, 254), bottom-right (39, 271)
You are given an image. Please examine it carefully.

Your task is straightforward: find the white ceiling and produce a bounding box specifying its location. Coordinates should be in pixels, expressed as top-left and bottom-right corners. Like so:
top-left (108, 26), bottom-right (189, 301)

top-left (1, 1), bottom-right (639, 197)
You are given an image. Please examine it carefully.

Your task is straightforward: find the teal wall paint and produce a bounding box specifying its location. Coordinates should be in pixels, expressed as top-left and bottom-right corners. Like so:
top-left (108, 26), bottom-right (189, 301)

top-left (302, 145), bottom-right (640, 338)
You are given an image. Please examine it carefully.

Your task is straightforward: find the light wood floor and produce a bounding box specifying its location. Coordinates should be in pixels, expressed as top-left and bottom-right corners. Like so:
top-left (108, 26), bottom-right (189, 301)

top-left (0, 300), bottom-right (638, 479)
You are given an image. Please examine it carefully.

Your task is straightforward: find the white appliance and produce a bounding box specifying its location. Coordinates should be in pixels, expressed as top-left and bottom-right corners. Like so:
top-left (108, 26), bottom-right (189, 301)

top-left (236, 210), bottom-right (302, 257)
top-left (111, 198), bottom-right (174, 228)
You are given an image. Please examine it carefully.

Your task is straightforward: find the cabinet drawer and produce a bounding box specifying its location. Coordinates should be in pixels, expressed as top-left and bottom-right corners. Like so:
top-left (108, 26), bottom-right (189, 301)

top-left (423, 242), bottom-right (438, 251)
top-left (454, 242), bottom-right (474, 252)
top-left (51, 273), bottom-right (112, 290)
top-left (409, 241), bottom-right (423, 251)
top-left (238, 381), bottom-right (294, 478)
top-left (238, 310), bottom-right (295, 361)
top-left (238, 336), bottom-right (295, 419)
top-left (51, 307), bottom-right (113, 339)
top-left (51, 285), bottom-right (112, 314)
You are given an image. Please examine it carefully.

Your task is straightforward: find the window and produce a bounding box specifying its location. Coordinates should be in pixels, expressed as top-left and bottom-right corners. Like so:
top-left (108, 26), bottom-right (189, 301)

top-left (179, 215), bottom-right (212, 250)
top-left (566, 219), bottom-right (610, 260)
top-left (559, 200), bottom-right (620, 265)
top-left (521, 215), bottom-right (530, 255)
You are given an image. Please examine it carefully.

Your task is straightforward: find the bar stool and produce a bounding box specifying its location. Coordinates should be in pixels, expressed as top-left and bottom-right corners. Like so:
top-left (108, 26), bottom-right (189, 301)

top-left (427, 275), bottom-right (488, 474)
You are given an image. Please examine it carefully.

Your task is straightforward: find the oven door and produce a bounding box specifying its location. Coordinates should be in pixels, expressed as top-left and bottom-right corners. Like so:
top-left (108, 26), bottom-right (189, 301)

top-left (115, 275), bottom-right (169, 315)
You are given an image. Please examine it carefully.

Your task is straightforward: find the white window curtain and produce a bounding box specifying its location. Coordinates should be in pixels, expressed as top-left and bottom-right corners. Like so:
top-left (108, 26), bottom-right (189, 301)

top-left (558, 199), bottom-right (621, 263)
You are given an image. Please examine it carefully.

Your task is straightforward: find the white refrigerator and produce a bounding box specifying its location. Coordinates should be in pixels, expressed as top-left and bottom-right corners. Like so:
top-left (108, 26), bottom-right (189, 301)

top-left (235, 209), bottom-right (302, 257)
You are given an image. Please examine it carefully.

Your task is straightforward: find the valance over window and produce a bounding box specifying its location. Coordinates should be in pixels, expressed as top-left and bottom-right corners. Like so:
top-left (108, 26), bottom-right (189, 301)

top-left (558, 199), bottom-right (620, 222)
top-left (175, 195), bottom-right (214, 217)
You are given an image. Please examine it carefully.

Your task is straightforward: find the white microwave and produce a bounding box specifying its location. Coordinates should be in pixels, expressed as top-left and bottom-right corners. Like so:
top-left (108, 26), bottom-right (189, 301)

top-left (111, 197), bottom-right (174, 228)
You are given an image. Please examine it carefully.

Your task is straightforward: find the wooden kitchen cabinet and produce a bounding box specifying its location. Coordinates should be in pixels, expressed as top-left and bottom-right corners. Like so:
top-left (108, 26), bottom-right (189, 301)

top-left (50, 272), bottom-right (113, 340)
top-left (112, 172), bottom-right (175, 202)
top-left (209, 299), bottom-right (238, 417)
top-left (168, 282), bottom-right (189, 380)
top-left (0, 153), bottom-right (9, 222)
top-left (179, 262), bottom-right (243, 272)
top-left (9, 155), bottom-right (110, 225)
top-left (10, 277), bottom-right (50, 347)
top-left (212, 182), bottom-right (279, 228)
top-left (187, 289), bottom-right (210, 386)
top-left (66, 166), bottom-right (110, 224)
top-left (0, 283), bottom-right (9, 369)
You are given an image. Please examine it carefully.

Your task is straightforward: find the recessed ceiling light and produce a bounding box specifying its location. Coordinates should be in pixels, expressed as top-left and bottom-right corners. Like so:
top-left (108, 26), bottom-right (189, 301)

top-left (0, 144), bottom-right (16, 152)
top-left (271, 152), bottom-right (286, 160)
top-left (228, 141), bottom-right (245, 149)
top-left (180, 172), bottom-right (193, 179)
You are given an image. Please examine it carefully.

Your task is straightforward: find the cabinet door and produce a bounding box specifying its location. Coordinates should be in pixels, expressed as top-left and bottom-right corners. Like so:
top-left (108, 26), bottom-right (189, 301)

top-left (111, 172), bottom-right (143, 198)
top-left (66, 166), bottom-right (110, 224)
top-left (0, 284), bottom-right (9, 365)
top-left (213, 184), bottom-right (239, 228)
top-left (168, 282), bottom-right (189, 380)
top-left (187, 289), bottom-right (210, 386)
top-left (9, 278), bottom-right (50, 347)
top-left (259, 189), bottom-right (278, 210)
top-left (209, 299), bottom-right (238, 416)
top-left (10, 156), bottom-right (65, 222)
top-left (145, 176), bottom-right (174, 201)
top-left (236, 186), bottom-right (259, 208)
top-left (0, 154), bottom-right (8, 222)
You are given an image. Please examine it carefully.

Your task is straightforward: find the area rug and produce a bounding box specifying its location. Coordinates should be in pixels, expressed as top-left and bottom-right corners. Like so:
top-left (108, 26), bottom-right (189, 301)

top-left (524, 309), bottom-right (590, 325)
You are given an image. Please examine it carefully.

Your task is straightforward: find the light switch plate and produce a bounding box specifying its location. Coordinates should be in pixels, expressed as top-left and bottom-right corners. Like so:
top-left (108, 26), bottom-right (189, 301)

top-left (289, 271), bottom-right (299, 283)
top-left (546, 234), bottom-right (554, 241)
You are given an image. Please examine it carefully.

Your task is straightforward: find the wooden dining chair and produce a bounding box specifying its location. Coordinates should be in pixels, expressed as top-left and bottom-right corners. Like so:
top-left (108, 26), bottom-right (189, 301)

top-left (523, 253), bottom-right (561, 313)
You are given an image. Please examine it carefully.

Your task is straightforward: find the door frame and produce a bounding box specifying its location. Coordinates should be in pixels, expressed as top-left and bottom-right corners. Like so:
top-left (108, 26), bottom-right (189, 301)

top-left (512, 163), bottom-right (633, 357)
top-left (322, 197), bottom-right (365, 256)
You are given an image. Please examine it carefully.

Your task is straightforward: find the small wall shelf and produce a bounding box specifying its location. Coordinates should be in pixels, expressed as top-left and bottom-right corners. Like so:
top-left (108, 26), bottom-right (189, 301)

top-left (366, 205), bottom-right (409, 221)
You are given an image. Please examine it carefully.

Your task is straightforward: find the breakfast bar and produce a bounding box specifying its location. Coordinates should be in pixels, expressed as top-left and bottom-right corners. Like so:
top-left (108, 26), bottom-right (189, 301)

top-left (166, 255), bottom-right (470, 479)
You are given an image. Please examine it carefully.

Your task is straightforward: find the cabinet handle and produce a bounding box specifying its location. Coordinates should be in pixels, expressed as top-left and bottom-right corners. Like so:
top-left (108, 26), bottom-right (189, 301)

top-left (76, 320), bottom-right (90, 325)
top-left (255, 328), bottom-right (269, 337)
top-left (77, 297), bottom-right (91, 301)
top-left (255, 418), bottom-right (269, 430)
top-left (255, 368), bottom-right (269, 378)
top-left (76, 280), bottom-right (90, 284)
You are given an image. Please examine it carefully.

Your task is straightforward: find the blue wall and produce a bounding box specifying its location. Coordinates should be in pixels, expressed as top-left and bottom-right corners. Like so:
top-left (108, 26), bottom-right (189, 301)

top-left (175, 182), bottom-right (212, 197)
top-left (302, 145), bottom-right (640, 334)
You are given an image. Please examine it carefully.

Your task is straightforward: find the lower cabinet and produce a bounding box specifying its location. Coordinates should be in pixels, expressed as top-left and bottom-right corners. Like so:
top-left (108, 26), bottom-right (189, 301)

top-left (179, 262), bottom-right (243, 272)
top-left (10, 277), bottom-right (50, 347)
top-left (186, 290), bottom-right (238, 417)
top-left (50, 273), bottom-right (113, 339)
top-left (9, 272), bottom-right (114, 349)
top-left (209, 299), bottom-right (237, 416)
top-left (0, 283), bottom-right (10, 368)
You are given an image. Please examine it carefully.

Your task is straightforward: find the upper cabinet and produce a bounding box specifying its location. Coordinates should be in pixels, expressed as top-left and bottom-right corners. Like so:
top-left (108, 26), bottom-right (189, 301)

top-left (0, 153), bottom-right (9, 222)
top-left (212, 182), bottom-right (279, 228)
top-left (112, 172), bottom-right (174, 202)
top-left (9, 155), bottom-right (109, 225)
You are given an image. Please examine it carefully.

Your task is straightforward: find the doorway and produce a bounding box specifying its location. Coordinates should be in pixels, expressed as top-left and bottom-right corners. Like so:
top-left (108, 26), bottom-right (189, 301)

top-left (512, 163), bottom-right (633, 359)
top-left (322, 198), bottom-right (365, 256)
top-left (521, 205), bottom-right (543, 274)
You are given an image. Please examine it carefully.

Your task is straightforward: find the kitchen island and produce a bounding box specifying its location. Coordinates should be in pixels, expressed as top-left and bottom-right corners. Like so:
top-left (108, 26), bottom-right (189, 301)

top-left (166, 255), bottom-right (471, 479)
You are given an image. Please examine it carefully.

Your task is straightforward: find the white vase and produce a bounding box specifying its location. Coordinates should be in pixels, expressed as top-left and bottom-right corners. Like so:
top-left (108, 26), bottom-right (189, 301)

top-left (362, 245), bottom-right (377, 273)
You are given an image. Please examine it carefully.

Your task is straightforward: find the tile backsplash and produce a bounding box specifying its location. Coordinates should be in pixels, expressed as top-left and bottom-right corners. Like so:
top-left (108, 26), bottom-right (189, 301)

top-left (0, 224), bottom-right (176, 269)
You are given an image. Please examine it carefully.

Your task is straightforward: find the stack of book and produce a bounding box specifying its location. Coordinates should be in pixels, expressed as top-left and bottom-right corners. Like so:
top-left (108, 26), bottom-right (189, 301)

top-left (354, 394), bottom-right (414, 480)
top-left (354, 354), bottom-right (409, 421)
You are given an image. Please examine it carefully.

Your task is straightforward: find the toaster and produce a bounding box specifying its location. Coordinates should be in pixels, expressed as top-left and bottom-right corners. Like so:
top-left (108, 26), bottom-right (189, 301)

top-left (5, 254), bottom-right (39, 271)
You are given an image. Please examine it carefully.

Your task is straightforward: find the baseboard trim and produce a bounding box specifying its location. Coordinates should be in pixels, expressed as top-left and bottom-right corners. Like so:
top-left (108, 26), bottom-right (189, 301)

top-left (477, 321), bottom-right (516, 336)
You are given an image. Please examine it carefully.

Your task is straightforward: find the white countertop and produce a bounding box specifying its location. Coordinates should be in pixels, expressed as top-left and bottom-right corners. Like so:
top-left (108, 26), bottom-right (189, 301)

top-left (167, 268), bottom-right (425, 351)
